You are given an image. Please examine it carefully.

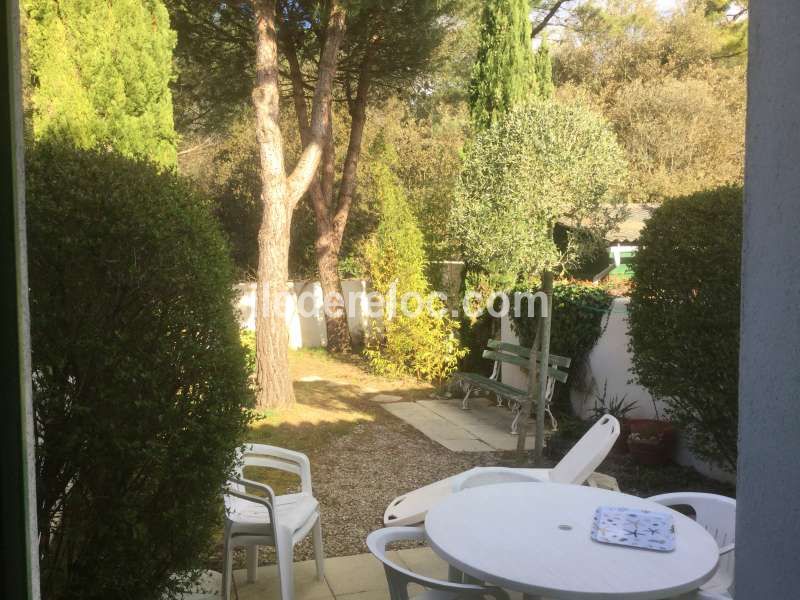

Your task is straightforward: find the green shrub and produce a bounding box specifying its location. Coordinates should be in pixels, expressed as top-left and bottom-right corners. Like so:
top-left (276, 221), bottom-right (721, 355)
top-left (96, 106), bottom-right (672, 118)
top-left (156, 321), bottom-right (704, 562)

top-left (451, 100), bottom-right (628, 282)
top-left (240, 329), bottom-right (257, 375)
top-left (27, 143), bottom-right (251, 600)
top-left (362, 142), bottom-right (466, 382)
top-left (628, 186), bottom-right (742, 471)
top-left (510, 282), bottom-right (613, 406)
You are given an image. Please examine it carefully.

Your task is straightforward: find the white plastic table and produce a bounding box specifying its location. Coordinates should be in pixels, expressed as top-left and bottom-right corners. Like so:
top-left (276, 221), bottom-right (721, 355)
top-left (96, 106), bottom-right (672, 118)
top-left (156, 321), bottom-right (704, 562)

top-left (424, 482), bottom-right (720, 600)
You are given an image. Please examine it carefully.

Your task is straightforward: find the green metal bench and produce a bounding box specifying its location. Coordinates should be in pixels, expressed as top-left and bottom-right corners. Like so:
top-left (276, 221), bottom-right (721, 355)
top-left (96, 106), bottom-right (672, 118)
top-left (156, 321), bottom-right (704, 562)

top-left (454, 340), bottom-right (571, 434)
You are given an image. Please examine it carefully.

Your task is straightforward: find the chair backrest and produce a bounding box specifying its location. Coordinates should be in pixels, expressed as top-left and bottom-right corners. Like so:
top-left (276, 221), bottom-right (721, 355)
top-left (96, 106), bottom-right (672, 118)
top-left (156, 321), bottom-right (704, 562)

top-left (648, 492), bottom-right (736, 591)
top-left (550, 415), bottom-right (620, 485)
top-left (366, 527), bottom-right (509, 600)
top-left (452, 467), bottom-right (544, 492)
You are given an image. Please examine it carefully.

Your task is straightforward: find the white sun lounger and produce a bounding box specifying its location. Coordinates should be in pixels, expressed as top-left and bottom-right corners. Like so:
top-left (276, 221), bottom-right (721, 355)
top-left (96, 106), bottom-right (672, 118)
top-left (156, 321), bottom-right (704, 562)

top-left (383, 415), bottom-right (620, 526)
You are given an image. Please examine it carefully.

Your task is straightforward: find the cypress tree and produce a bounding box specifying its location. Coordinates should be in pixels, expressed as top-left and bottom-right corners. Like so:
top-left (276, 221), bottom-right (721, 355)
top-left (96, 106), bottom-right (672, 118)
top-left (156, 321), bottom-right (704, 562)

top-left (468, 0), bottom-right (538, 130)
top-left (534, 40), bottom-right (554, 99)
top-left (24, 0), bottom-right (178, 167)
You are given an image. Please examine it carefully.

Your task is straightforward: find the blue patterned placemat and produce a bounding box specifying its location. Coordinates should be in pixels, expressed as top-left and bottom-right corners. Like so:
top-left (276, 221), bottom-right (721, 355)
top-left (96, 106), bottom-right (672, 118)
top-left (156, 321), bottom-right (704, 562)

top-left (591, 506), bottom-right (676, 552)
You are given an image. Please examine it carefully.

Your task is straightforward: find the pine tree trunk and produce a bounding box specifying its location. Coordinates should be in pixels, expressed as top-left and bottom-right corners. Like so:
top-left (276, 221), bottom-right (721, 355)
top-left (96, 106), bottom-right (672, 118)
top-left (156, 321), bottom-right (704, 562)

top-left (252, 0), bottom-right (295, 409)
top-left (251, 0), bottom-right (344, 409)
top-left (314, 106), bottom-right (351, 352)
top-left (315, 217), bottom-right (351, 352)
top-left (255, 195), bottom-right (294, 409)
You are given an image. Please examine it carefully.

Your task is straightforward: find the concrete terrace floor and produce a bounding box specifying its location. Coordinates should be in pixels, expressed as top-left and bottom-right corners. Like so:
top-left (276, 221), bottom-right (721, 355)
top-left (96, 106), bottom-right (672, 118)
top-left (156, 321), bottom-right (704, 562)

top-left (380, 396), bottom-right (535, 452)
top-left (226, 547), bottom-right (527, 600)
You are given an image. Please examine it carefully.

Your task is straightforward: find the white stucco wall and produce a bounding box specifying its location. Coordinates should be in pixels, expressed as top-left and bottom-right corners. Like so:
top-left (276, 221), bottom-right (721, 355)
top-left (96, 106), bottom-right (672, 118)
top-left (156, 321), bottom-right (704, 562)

top-left (569, 298), bottom-right (663, 420)
top-left (501, 298), bottom-right (735, 483)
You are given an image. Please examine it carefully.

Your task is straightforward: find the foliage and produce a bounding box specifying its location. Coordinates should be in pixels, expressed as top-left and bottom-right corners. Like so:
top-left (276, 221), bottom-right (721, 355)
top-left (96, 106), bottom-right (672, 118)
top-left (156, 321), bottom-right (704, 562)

top-left (241, 329), bottom-right (257, 376)
top-left (591, 381), bottom-right (639, 421)
top-left (168, 0), bottom-right (459, 134)
top-left (628, 186), bottom-right (742, 471)
top-left (452, 100), bottom-right (628, 281)
top-left (468, 0), bottom-right (540, 130)
top-left (26, 143), bottom-right (251, 600)
top-left (182, 105), bottom-right (381, 280)
top-left (363, 99), bottom-right (468, 263)
top-left (607, 71), bottom-right (745, 201)
top-left (533, 41), bottom-right (555, 99)
top-left (407, 0), bottom-right (483, 118)
top-left (511, 282), bottom-right (613, 381)
top-left (361, 142), bottom-right (466, 381)
top-left (553, 1), bottom-right (746, 202)
top-left (24, 0), bottom-right (177, 166)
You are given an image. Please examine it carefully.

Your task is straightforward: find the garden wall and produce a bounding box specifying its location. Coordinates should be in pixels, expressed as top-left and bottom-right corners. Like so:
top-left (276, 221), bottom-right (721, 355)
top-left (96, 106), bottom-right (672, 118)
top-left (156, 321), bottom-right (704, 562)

top-left (235, 279), bottom-right (371, 349)
top-left (501, 298), bottom-right (735, 483)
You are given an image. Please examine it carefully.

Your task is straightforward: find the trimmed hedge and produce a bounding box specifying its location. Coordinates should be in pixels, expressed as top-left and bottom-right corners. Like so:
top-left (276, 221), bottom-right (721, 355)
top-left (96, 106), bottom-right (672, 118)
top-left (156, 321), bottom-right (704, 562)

top-left (27, 143), bottom-right (251, 599)
top-left (628, 186), bottom-right (742, 471)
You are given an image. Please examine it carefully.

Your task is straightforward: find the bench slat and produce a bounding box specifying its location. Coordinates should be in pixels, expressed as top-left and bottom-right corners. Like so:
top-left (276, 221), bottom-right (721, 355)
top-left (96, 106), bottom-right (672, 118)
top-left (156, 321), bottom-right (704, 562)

top-left (486, 340), bottom-right (572, 368)
top-left (454, 373), bottom-right (527, 399)
top-left (481, 350), bottom-right (569, 383)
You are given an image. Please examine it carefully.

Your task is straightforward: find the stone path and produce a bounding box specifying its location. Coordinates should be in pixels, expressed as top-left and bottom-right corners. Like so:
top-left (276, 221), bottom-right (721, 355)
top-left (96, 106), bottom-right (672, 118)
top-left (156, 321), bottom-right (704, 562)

top-left (380, 397), bottom-right (534, 452)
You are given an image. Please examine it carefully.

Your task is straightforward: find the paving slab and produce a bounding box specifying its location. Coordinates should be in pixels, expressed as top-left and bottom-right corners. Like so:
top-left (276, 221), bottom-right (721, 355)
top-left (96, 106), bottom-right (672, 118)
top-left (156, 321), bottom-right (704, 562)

top-left (324, 552), bottom-right (402, 596)
top-left (233, 560), bottom-right (333, 600)
top-left (370, 394), bottom-right (404, 403)
top-left (227, 549), bottom-right (526, 600)
top-left (382, 398), bottom-right (537, 452)
top-left (436, 438), bottom-right (496, 452)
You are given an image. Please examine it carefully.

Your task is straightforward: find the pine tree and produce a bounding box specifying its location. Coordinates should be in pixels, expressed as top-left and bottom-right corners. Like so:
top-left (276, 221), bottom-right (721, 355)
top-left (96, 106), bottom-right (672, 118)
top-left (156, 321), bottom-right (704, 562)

top-left (468, 0), bottom-right (538, 130)
top-left (24, 0), bottom-right (178, 167)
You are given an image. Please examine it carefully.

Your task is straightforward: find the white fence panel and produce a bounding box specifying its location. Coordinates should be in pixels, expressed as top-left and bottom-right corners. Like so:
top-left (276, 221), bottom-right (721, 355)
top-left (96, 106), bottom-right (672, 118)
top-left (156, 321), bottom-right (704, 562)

top-left (235, 279), bottom-right (371, 350)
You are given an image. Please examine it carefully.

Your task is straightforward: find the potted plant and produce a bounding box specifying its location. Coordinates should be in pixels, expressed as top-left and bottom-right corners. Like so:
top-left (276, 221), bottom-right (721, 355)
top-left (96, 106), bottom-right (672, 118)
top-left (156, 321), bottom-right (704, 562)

top-left (591, 382), bottom-right (639, 454)
top-left (627, 399), bottom-right (676, 465)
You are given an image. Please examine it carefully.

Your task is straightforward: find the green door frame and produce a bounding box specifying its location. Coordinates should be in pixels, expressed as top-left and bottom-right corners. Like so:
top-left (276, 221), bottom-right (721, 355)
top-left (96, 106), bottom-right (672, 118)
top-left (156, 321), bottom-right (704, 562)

top-left (1, 0), bottom-right (39, 598)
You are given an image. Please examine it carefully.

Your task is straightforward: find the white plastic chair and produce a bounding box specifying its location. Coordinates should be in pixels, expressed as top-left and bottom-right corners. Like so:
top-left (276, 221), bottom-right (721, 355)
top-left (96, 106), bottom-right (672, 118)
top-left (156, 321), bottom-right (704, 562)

top-left (648, 492), bottom-right (736, 599)
top-left (366, 527), bottom-right (510, 600)
top-left (222, 444), bottom-right (324, 600)
top-left (384, 416), bottom-right (620, 526)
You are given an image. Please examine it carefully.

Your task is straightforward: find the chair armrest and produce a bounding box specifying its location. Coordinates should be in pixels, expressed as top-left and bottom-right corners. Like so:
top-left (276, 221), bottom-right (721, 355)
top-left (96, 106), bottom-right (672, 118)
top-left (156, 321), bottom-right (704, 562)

top-left (243, 444), bottom-right (313, 494)
top-left (229, 476), bottom-right (276, 500)
top-left (226, 477), bottom-right (276, 525)
top-left (719, 543), bottom-right (735, 556)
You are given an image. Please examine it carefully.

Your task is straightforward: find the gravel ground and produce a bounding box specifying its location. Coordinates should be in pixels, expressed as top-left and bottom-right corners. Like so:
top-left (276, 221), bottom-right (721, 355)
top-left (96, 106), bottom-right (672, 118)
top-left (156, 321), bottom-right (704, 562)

top-left (216, 350), bottom-right (734, 569)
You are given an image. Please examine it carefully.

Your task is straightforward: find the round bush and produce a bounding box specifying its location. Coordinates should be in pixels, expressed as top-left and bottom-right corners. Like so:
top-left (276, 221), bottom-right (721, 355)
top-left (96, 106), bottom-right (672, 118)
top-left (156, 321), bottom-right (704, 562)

top-left (27, 143), bottom-right (251, 600)
top-left (451, 100), bottom-right (628, 280)
top-left (628, 186), bottom-right (742, 471)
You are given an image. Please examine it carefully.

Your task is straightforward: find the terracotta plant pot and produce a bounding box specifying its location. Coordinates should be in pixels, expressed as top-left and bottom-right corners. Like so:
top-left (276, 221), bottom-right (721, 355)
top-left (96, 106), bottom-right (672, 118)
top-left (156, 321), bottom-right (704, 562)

top-left (627, 419), bottom-right (676, 466)
top-left (611, 419), bottom-right (631, 454)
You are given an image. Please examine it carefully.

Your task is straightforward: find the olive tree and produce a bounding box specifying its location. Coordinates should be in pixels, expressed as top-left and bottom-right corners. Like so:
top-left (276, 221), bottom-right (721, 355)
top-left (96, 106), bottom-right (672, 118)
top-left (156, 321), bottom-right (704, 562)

top-left (451, 100), bottom-right (628, 283)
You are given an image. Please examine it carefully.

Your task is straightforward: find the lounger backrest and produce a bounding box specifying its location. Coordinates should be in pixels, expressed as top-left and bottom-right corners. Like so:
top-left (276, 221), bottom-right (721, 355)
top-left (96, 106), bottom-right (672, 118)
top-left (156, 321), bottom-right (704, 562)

top-left (550, 415), bottom-right (620, 485)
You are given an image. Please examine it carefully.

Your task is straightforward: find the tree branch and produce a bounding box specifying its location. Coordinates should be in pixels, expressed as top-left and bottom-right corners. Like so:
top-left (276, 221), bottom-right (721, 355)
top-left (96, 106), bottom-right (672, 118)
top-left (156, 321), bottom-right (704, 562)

top-left (331, 39), bottom-right (376, 251)
top-left (286, 1), bottom-right (346, 208)
top-left (531, 0), bottom-right (572, 38)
